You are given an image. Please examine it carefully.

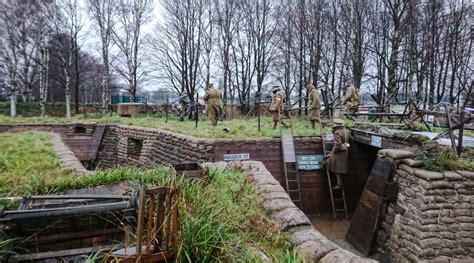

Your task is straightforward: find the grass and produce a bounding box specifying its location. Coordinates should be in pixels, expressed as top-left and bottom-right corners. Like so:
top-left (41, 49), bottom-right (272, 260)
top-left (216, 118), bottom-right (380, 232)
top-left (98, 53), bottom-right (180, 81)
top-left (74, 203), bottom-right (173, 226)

top-left (0, 132), bottom-right (70, 198)
top-left (0, 102), bottom-right (66, 117)
top-left (0, 165), bottom-right (301, 262)
top-left (422, 147), bottom-right (474, 172)
top-left (0, 113), bottom-right (331, 138)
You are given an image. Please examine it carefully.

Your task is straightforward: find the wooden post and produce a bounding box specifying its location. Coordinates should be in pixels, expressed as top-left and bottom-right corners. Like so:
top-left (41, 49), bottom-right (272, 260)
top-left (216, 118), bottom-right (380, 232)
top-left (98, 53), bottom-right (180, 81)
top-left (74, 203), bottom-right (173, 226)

top-left (257, 92), bottom-right (261, 132)
top-left (445, 106), bottom-right (458, 157)
top-left (457, 108), bottom-right (465, 156)
top-left (195, 93), bottom-right (199, 128)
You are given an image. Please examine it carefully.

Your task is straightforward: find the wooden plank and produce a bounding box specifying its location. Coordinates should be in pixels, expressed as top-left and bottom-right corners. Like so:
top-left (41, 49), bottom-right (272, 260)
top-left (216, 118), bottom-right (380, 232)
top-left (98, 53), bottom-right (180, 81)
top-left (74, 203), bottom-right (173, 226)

top-left (345, 156), bottom-right (394, 256)
top-left (10, 245), bottom-right (114, 261)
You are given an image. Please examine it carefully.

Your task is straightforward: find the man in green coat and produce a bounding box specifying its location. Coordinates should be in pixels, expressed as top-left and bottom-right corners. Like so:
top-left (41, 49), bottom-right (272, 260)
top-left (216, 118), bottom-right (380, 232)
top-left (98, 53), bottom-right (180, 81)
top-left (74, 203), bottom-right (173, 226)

top-left (327, 118), bottom-right (351, 190)
top-left (304, 81), bottom-right (321, 129)
top-left (203, 84), bottom-right (223, 126)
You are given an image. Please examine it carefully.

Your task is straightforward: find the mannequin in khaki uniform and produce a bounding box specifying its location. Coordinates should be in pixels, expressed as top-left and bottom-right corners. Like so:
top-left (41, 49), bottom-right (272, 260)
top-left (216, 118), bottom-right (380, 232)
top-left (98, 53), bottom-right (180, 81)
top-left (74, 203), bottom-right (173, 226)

top-left (343, 81), bottom-right (360, 113)
top-left (327, 118), bottom-right (351, 190)
top-left (269, 86), bottom-right (288, 129)
top-left (304, 81), bottom-right (321, 129)
top-left (203, 84), bottom-right (223, 126)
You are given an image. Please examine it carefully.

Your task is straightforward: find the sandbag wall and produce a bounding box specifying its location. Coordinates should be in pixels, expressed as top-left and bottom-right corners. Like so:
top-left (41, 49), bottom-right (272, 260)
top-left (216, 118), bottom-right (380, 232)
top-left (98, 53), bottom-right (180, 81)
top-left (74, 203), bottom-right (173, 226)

top-left (376, 154), bottom-right (474, 261)
top-left (96, 125), bottom-right (215, 168)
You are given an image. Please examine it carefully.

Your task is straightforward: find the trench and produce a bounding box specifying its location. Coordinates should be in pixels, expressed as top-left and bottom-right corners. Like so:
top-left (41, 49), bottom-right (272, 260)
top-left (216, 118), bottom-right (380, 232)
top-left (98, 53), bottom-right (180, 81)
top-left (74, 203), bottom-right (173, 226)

top-left (0, 124), bottom-right (382, 255)
top-left (2, 123), bottom-right (472, 261)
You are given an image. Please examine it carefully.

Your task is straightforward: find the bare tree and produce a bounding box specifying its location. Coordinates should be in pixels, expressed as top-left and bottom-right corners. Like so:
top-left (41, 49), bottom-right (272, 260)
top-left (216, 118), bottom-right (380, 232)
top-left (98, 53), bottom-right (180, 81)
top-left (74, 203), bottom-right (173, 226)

top-left (214, 0), bottom-right (237, 118)
top-left (151, 0), bottom-right (205, 100)
top-left (112, 0), bottom-right (153, 101)
top-left (0, 1), bottom-right (47, 117)
top-left (87, 0), bottom-right (117, 112)
top-left (46, 0), bottom-right (84, 117)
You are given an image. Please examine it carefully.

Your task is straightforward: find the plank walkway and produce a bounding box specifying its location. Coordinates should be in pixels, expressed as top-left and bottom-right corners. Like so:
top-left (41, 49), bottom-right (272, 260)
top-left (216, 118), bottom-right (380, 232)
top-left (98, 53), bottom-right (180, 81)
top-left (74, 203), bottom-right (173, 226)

top-left (308, 214), bottom-right (351, 240)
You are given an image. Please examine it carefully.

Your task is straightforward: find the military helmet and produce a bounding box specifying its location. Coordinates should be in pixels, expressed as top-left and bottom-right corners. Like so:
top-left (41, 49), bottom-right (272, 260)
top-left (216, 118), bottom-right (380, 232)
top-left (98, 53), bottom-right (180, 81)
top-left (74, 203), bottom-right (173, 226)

top-left (272, 86), bottom-right (281, 92)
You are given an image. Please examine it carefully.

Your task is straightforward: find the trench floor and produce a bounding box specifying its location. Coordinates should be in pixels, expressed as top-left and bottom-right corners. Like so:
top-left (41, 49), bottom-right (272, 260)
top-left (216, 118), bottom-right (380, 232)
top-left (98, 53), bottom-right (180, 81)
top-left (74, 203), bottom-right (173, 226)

top-left (308, 214), bottom-right (351, 240)
top-left (309, 214), bottom-right (365, 257)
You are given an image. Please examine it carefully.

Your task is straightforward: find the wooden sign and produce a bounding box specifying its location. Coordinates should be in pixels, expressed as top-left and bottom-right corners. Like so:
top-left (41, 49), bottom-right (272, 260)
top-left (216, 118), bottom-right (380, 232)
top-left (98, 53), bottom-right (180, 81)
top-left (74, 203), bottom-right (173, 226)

top-left (223, 153), bottom-right (250, 161)
top-left (296, 155), bottom-right (325, 170)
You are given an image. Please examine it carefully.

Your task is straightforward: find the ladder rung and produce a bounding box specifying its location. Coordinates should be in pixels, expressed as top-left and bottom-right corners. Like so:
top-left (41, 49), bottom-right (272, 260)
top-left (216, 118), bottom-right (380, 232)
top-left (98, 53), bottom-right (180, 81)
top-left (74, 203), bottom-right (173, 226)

top-left (333, 198), bottom-right (345, 201)
top-left (287, 179), bottom-right (299, 182)
top-left (288, 189), bottom-right (300, 192)
top-left (335, 209), bottom-right (348, 212)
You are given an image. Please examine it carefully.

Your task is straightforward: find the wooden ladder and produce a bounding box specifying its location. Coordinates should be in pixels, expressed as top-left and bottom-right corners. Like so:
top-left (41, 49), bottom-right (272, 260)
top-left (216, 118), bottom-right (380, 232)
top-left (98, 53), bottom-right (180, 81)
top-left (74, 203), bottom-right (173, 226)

top-left (280, 108), bottom-right (302, 205)
top-left (318, 118), bottom-right (349, 219)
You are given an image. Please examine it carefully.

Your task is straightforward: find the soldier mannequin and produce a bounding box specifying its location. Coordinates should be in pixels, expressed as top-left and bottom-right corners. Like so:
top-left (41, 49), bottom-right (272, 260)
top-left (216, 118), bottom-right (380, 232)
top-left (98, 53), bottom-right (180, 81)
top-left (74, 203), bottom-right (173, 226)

top-left (304, 81), bottom-right (321, 129)
top-left (269, 86), bottom-right (288, 129)
top-left (343, 81), bottom-right (360, 113)
top-left (203, 84), bottom-right (223, 126)
top-left (327, 118), bottom-right (351, 190)
top-left (178, 92), bottom-right (189, 121)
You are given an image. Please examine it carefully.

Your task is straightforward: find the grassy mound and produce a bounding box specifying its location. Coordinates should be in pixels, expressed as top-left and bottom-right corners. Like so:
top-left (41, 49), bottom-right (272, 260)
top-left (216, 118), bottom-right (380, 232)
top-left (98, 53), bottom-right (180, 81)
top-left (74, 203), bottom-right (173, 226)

top-left (0, 113), bottom-right (331, 138)
top-left (0, 165), bottom-right (299, 262)
top-left (0, 132), bottom-right (68, 197)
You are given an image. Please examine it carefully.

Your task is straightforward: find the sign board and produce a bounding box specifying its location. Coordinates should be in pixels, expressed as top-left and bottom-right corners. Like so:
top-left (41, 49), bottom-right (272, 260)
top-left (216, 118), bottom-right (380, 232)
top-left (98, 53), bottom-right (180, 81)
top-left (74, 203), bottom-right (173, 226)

top-left (371, 135), bottom-right (382, 148)
top-left (296, 155), bottom-right (325, 170)
top-left (223, 153), bottom-right (250, 161)
top-left (281, 134), bottom-right (296, 162)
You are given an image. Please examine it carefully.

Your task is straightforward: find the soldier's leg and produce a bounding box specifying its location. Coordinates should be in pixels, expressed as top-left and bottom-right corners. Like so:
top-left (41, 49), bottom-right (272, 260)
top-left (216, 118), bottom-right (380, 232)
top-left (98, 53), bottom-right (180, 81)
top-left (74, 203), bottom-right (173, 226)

top-left (211, 107), bottom-right (218, 126)
top-left (333, 173), bottom-right (343, 190)
top-left (272, 112), bottom-right (278, 129)
top-left (311, 120), bottom-right (316, 129)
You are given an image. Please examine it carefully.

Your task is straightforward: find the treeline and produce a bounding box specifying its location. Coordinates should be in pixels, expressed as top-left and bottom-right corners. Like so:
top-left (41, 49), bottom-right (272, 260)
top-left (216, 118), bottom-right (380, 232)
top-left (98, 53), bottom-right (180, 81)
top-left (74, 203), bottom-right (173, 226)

top-left (153, 0), bottom-right (473, 114)
top-left (0, 0), bottom-right (472, 118)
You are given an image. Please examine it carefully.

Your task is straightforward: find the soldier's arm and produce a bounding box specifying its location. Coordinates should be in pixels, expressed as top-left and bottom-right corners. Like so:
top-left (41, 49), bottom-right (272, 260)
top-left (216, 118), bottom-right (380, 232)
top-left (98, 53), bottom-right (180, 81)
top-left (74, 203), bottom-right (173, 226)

top-left (203, 92), bottom-right (210, 101)
top-left (332, 132), bottom-right (344, 153)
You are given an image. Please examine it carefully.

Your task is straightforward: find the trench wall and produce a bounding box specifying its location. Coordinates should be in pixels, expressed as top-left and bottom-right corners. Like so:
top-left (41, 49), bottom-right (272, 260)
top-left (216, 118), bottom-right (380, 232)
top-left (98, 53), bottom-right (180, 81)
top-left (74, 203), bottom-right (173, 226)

top-left (95, 125), bottom-right (333, 213)
top-left (375, 154), bottom-right (474, 261)
top-left (0, 123), bottom-right (375, 215)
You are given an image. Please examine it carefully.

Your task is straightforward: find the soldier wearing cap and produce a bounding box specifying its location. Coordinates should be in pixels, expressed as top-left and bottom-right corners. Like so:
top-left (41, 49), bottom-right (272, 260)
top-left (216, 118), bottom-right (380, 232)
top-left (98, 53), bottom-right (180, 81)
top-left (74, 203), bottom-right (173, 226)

top-left (343, 80), bottom-right (360, 113)
top-left (326, 118), bottom-right (351, 190)
top-left (203, 83), bottom-right (223, 126)
top-left (304, 81), bottom-right (321, 129)
top-left (269, 86), bottom-right (288, 129)
top-left (178, 92), bottom-right (190, 121)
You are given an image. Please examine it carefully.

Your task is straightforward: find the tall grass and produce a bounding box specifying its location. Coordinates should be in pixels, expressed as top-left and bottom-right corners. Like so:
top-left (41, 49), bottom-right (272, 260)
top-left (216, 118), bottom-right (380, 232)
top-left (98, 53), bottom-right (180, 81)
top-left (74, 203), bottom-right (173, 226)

top-left (1, 165), bottom-right (298, 262)
top-left (0, 132), bottom-right (66, 198)
top-left (422, 147), bottom-right (474, 172)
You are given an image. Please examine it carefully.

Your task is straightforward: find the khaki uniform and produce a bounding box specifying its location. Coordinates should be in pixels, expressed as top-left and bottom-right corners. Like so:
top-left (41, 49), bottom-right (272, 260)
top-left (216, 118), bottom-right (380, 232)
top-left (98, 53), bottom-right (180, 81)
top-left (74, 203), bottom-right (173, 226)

top-left (204, 87), bottom-right (223, 126)
top-left (327, 127), bottom-right (350, 175)
top-left (307, 85), bottom-right (321, 122)
top-left (343, 85), bottom-right (359, 112)
top-left (269, 90), bottom-right (285, 122)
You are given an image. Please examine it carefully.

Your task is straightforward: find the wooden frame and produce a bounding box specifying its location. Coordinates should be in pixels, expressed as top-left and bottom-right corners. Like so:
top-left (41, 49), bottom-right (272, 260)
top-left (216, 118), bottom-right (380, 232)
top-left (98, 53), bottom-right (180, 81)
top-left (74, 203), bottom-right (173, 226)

top-left (106, 186), bottom-right (180, 263)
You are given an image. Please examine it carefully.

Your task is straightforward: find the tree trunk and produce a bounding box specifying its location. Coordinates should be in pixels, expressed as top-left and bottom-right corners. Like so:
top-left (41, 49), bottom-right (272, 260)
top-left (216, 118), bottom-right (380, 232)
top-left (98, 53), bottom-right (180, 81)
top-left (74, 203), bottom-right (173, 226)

top-left (10, 93), bottom-right (16, 117)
